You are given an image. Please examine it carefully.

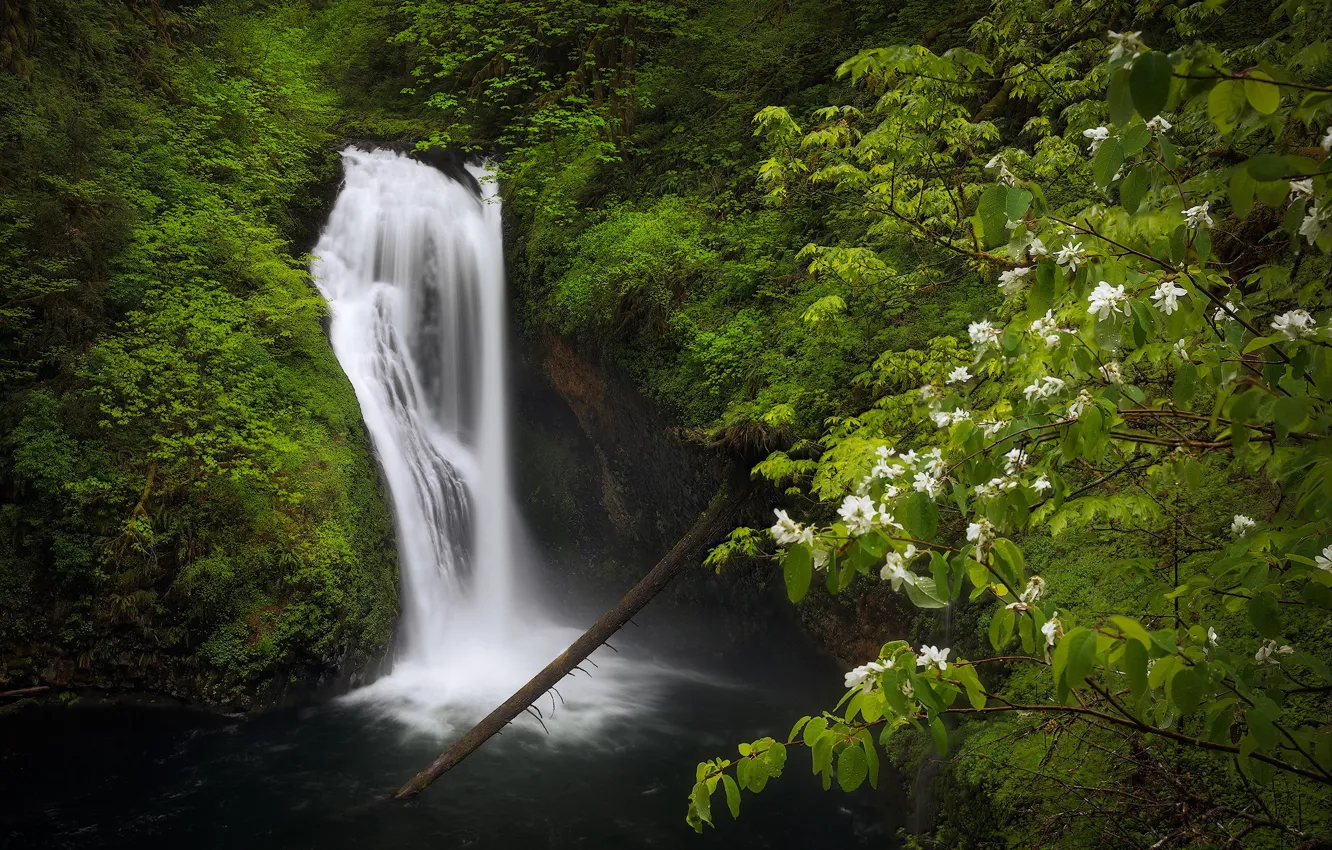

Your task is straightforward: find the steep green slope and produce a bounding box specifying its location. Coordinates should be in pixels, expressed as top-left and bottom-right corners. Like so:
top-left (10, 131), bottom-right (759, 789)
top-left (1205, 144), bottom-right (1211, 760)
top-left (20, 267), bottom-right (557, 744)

top-left (0, 0), bottom-right (410, 706)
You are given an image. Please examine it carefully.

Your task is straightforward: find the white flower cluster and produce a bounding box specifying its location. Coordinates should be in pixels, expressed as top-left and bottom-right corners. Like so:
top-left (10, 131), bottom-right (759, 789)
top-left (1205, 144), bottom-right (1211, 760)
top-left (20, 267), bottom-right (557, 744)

top-left (998, 266), bottom-right (1032, 294)
top-left (1150, 281), bottom-right (1187, 315)
top-left (986, 152), bottom-right (1018, 186)
top-left (1231, 514), bottom-right (1256, 537)
top-left (1083, 126), bottom-right (1110, 154)
top-left (967, 516), bottom-right (996, 553)
top-left (917, 645), bottom-right (950, 672)
top-left (880, 545), bottom-right (919, 590)
top-left (1183, 202), bottom-right (1213, 230)
top-left (1106, 30), bottom-right (1144, 62)
top-left (1023, 375), bottom-right (1065, 402)
top-left (1146, 114), bottom-right (1171, 134)
top-left (931, 407), bottom-right (972, 429)
top-left (1316, 545), bottom-right (1332, 572)
top-left (1300, 204), bottom-right (1329, 245)
top-left (1067, 390), bottom-right (1093, 419)
top-left (1271, 309), bottom-right (1317, 340)
top-left (1099, 360), bottom-right (1124, 386)
top-left (1087, 281), bottom-right (1130, 320)
top-left (838, 494), bottom-right (898, 536)
top-left (771, 508), bottom-right (814, 546)
top-left (969, 319), bottom-right (1003, 353)
top-left (1255, 639), bottom-right (1293, 666)
top-left (1055, 241), bottom-right (1085, 273)
top-left (1030, 310), bottom-right (1067, 348)
top-left (844, 659), bottom-right (890, 694)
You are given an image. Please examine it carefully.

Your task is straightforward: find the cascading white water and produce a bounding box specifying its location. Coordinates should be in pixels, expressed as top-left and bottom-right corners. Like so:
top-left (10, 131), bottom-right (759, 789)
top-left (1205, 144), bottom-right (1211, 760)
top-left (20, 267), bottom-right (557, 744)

top-left (312, 148), bottom-right (657, 736)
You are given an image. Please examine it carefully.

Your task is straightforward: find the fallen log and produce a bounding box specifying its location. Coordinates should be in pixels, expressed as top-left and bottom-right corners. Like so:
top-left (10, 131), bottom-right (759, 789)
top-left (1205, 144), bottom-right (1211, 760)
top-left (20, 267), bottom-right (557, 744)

top-left (393, 472), bottom-right (752, 799)
top-left (0, 686), bottom-right (50, 700)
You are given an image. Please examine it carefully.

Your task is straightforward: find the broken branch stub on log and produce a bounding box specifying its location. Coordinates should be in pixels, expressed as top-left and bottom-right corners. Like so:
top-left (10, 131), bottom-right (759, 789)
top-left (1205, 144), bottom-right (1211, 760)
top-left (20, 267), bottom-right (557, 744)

top-left (393, 475), bottom-right (752, 799)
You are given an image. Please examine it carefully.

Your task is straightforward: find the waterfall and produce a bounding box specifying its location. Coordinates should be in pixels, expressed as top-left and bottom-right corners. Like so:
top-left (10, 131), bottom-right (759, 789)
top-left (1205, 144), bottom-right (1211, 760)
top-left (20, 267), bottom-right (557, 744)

top-left (312, 147), bottom-right (654, 736)
top-left (312, 148), bottom-right (514, 667)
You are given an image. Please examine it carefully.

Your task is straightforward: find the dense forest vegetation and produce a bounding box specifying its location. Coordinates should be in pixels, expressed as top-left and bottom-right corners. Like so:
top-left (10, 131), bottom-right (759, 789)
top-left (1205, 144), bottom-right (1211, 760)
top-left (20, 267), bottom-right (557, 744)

top-left (3, 0), bottom-right (1331, 846)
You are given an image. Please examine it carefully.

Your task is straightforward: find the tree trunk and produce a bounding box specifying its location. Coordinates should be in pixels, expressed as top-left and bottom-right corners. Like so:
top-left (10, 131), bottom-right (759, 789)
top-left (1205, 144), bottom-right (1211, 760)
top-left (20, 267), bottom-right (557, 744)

top-left (393, 470), bottom-right (752, 799)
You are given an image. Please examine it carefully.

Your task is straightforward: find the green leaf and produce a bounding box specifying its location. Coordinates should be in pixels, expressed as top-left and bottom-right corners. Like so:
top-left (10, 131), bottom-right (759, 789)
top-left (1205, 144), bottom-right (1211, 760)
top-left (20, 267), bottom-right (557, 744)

top-left (837, 742), bottom-right (868, 791)
top-left (1243, 71), bottom-right (1280, 114)
top-left (1108, 615), bottom-right (1151, 648)
top-left (1108, 69), bottom-right (1134, 125)
top-left (1207, 80), bottom-right (1247, 132)
top-left (1121, 165), bottom-right (1151, 214)
top-left (721, 775), bottom-right (741, 819)
top-left (1121, 123), bottom-right (1151, 156)
top-left (1124, 638), bottom-right (1149, 697)
top-left (1249, 591), bottom-right (1282, 638)
top-left (691, 781), bottom-right (712, 825)
top-left (1129, 51), bottom-right (1172, 118)
top-left (788, 716), bottom-right (811, 743)
top-left (977, 184), bottom-right (1009, 249)
top-left (1092, 139), bottom-right (1125, 190)
top-left (1057, 627), bottom-right (1098, 687)
top-left (784, 544), bottom-right (813, 603)
top-left (803, 716), bottom-right (827, 747)
top-left (1005, 187), bottom-right (1033, 223)
top-left (1248, 154), bottom-right (1292, 182)
top-left (904, 575), bottom-right (950, 609)
top-left (1173, 362), bottom-right (1197, 408)
top-left (1170, 665), bottom-right (1203, 715)
top-left (858, 732), bottom-right (880, 788)
top-left (929, 715), bottom-right (948, 755)
top-left (989, 605), bottom-right (1016, 651)
top-left (900, 491), bottom-right (938, 540)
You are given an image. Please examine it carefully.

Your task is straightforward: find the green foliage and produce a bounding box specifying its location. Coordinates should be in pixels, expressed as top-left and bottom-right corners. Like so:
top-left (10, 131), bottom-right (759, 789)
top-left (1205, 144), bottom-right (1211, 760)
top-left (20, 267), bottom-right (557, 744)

top-left (0, 0), bottom-right (401, 704)
top-left (687, 0), bottom-right (1332, 844)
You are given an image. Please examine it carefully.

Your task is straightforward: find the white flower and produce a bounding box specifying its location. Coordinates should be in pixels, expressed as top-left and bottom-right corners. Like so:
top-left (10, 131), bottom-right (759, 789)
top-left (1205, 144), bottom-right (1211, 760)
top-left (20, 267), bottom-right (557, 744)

top-left (880, 546), bottom-right (919, 590)
top-left (1023, 375), bottom-right (1065, 402)
top-left (1173, 339), bottom-right (1189, 360)
top-left (1150, 281), bottom-right (1188, 315)
top-left (985, 153), bottom-right (1007, 170)
top-left (1271, 309), bottom-right (1316, 340)
top-left (918, 384), bottom-right (941, 402)
top-left (1290, 179), bottom-right (1314, 200)
top-left (1183, 202), bottom-right (1214, 229)
top-left (770, 509), bottom-right (808, 546)
top-left (1231, 514), bottom-right (1256, 537)
top-left (1316, 544), bottom-right (1332, 572)
top-left (979, 419), bottom-right (1007, 437)
top-left (843, 661), bottom-right (887, 695)
top-left (1146, 114), bottom-right (1172, 134)
top-left (1255, 639), bottom-right (1293, 666)
top-left (1004, 447), bottom-right (1028, 474)
top-left (1055, 241), bottom-right (1084, 273)
top-left (1041, 612), bottom-right (1061, 648)
top-left (1067, 390), bottom-right (1092, 420)
top-left (1299, 204), bottom-right (1329, 245)
top-left (875, 445), bottom-right (895, 460)
top-left (839, 495), bottom-right (879, 536)
top-left (1027, 236), bottom-right (1049, 258)
top-left (913, 472), bottom-right (943, 499)
top-left (1083, 126), bottom-right (1110, 154)
top-left (947, 366), bottom-right (973, 384)
top-left (917, 645), bottom-right (951, 672)
top-left (1207, 626), bottom-right (1219, 647)
top-left (900, 678), bottom-right (914, 699)
top-left (969, 320), bottom-right (1003, 352)
top-left (899, 449), bottom-right (918, 466)
top-left (1030, 310), bottom-right (1063, 348)
top-left (1087, 281), bottom-right (1130, 320)
top-left (998, 266), bottom-right (1032, 294)
top-left (1032, 476), bottom-right (1052, 493)
top-left (1322, 127), bottom-right (1332, 152)
top-left (1099, 360), bottom-right (1124, 385)
top-left (1107, 30), bottom-right (1144, 62)
top-left (1212, 301), bottom-right (1237, 324)
top-left (1020, 575), bottom-right (1046, 604)
top-left (812, 546), bottom-right (830, 571)
top-left (967, 517), bottom-right (995, 551)
top-left (931, 408), bottom-right (970, 428)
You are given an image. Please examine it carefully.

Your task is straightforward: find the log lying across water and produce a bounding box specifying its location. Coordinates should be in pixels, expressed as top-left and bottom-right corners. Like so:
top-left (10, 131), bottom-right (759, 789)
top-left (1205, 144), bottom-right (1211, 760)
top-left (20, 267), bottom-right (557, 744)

top-left (393, 473), bottom-right (752, 799)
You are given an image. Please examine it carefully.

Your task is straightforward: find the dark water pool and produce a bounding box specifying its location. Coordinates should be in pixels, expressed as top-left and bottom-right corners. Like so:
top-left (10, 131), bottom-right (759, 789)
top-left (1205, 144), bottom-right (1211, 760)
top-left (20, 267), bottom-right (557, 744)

top-left (1, 625), bottom-right (903, 849)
